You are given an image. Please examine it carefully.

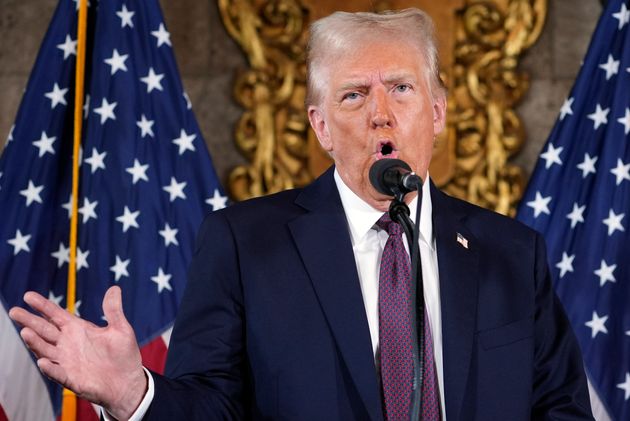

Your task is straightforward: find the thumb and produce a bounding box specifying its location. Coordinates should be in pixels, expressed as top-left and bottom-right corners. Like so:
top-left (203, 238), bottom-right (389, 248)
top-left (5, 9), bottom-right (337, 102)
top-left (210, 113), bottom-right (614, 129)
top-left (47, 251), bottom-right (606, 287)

top-left (102, 286), bottom-right (126, 328)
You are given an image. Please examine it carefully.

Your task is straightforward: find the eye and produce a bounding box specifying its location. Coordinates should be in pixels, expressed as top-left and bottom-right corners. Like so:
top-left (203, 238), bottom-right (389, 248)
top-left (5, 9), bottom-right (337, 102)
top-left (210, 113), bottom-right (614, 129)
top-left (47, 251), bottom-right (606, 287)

top-left (394, 84), bottom-right (411, 93)
top-left (343, 92), bottom-right (361, 101)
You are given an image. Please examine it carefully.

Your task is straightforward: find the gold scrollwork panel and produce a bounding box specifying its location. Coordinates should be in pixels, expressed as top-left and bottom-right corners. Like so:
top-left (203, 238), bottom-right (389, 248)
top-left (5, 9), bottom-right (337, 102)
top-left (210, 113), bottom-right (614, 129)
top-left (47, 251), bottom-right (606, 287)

top-left (449, 0), bottom-right (546, 215)
top-left (219, 0), bottom-right (547, 216)
top-left (219, 0), bottom-right (312, 199)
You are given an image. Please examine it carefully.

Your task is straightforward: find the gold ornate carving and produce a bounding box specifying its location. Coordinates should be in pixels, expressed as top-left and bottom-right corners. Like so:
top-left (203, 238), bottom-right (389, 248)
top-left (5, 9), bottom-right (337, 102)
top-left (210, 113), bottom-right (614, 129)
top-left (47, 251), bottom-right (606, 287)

top-left (220, 0), bottom-right (547, 216)
top-left (448, 0), bottom-right (547, 216)
top-left (218, 0), bottom-right (312, 200)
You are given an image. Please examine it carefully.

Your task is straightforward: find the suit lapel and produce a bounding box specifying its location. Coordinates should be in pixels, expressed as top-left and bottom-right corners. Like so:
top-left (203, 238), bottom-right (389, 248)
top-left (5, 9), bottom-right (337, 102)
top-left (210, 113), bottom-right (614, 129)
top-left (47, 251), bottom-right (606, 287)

top-left (431, 184), bottom-right (479, 421)
top-left (288, 168), bottom-right (383, 421)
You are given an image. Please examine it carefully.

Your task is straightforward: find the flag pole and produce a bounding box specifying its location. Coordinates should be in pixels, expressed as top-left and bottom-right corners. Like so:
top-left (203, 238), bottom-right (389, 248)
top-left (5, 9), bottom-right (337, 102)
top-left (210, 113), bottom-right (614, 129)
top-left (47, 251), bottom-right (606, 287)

top-left (62, 0), bottom-right (88, 419)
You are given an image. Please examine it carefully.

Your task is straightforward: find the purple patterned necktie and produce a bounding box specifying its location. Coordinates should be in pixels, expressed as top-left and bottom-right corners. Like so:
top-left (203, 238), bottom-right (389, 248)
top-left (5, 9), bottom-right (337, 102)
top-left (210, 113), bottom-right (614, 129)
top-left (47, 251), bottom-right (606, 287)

top-left (377, 213), bottom-right (441, 421)
top-left (377, 213), bottom-right (415, 420)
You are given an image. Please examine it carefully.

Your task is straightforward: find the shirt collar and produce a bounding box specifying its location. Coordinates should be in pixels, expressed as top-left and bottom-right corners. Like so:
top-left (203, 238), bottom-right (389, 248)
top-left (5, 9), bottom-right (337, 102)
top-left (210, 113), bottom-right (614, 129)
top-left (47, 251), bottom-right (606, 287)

top-left (334, 168), bottom-right (434, 250)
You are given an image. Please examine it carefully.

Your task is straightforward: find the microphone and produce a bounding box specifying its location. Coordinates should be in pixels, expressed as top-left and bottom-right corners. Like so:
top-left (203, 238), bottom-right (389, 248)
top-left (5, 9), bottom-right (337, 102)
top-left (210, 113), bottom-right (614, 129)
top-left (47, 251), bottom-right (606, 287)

top-left (369, 158), bottom-right (423, 197)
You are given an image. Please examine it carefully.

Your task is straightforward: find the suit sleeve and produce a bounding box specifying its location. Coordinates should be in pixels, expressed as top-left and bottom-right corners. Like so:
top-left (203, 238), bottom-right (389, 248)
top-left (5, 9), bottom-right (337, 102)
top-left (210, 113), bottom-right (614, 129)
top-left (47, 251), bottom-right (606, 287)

top-left (531, 232), bottom-right (594, 420)
top-left (143, 211), bottom-right (248, 420)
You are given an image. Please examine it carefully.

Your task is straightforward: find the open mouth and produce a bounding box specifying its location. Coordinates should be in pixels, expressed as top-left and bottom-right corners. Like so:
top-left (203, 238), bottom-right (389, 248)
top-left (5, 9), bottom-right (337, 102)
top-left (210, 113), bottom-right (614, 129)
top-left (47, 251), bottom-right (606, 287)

top-left (377, 141), bottom-right (397, 158)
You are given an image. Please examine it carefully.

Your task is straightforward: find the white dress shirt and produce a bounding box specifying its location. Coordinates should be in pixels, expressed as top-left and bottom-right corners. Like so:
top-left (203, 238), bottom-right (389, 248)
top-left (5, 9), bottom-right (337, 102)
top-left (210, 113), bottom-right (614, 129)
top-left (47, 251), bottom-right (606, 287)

top-left (333, 170), bottom-right (446, 417)
top-left (108, 170), bottom-right (445, 420)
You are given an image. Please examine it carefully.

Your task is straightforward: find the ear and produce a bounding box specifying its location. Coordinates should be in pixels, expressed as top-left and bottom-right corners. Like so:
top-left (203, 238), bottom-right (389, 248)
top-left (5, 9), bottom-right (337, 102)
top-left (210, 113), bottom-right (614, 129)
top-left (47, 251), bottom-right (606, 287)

top-left (432, 94), bottom-right (447, 135)
top-left (308, 106), bottom-right (333, 152)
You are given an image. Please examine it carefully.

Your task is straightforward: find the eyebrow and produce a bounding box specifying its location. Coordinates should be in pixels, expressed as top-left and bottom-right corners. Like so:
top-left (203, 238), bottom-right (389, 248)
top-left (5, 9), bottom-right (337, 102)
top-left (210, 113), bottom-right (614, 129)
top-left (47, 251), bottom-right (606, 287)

top-left (382, 72), bottom-right (417, 85)
top-left (336, 73), bottom-right (418, 94)
top-left (336, 81), bottom-right (370, 94)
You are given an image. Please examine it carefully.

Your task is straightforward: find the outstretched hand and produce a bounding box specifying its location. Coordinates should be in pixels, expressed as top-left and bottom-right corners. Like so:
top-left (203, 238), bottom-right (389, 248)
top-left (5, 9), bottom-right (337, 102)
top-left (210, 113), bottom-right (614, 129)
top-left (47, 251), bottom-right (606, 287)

top-left (9, 285), bottom-right (147, 420)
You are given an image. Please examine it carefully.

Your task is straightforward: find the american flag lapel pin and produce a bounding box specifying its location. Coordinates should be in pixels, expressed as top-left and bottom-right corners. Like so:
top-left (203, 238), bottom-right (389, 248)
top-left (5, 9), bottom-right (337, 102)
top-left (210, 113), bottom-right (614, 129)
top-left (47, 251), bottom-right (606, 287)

top-left (456, 232), bottom-right (469, 249)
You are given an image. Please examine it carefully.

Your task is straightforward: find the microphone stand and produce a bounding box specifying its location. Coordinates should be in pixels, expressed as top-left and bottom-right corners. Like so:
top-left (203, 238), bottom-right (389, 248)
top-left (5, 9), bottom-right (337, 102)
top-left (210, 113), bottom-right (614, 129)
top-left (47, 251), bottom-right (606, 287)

top-left (388, 181), bottom-right (425, 419)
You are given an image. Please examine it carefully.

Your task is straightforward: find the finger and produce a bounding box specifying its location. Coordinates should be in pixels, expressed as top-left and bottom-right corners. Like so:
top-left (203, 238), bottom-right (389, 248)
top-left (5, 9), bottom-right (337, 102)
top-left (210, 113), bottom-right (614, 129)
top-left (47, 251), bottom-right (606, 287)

top-left (9, 307), bottom-right (60, 344)
top-left (8, 306), bottom-right (29, 327)
top-left (20, 327), bottom-right (58, 360)
top-left (37, 358), bottom-right (69, 388)
top-left (102, 286), bottom-right (126, 328)
top-left (23, 291), bottom-right (73, 328)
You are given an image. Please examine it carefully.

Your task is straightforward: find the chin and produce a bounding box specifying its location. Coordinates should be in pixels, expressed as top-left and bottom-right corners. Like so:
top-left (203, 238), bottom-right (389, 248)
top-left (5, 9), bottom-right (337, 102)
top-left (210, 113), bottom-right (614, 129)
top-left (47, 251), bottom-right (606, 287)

top-left (367, 190), bottom-right (393, 211)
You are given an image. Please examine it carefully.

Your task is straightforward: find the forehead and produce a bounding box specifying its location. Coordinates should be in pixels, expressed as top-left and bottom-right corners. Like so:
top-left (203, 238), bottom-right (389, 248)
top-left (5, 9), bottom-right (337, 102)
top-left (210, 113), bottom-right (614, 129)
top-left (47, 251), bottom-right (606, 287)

top-left (325, 37), bottom-right (425, 86)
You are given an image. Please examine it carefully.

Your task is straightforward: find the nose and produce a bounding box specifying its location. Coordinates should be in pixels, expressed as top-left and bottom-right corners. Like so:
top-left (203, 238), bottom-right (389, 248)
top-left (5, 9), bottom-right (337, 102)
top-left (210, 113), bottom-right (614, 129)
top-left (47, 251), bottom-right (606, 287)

top-left (370, 88), bottom-right (394, 128)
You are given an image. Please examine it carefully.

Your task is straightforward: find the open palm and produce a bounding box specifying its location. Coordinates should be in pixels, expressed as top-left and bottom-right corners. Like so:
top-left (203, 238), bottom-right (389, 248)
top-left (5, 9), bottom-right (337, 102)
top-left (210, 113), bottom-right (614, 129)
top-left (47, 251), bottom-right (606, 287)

top-left (9, 286), bottom-right (147, 419)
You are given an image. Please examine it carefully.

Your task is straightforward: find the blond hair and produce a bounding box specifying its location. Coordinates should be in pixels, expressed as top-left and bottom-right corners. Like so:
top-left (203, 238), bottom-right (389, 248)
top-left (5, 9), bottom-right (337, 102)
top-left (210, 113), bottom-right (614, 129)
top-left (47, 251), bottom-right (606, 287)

top-left (306, 8), bottom-right (445, 106)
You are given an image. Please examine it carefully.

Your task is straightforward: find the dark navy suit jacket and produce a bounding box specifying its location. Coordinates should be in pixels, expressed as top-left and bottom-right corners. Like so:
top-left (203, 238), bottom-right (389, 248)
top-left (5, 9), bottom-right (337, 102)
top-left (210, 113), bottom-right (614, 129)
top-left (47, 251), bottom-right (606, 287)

top-left (144, 167), bottom-right (593, 420)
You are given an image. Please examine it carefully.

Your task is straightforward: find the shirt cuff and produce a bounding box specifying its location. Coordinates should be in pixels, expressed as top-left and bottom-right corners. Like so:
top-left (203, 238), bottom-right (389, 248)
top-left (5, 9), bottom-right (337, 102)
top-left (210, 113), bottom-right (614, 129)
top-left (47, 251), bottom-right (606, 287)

top-left (101, 367), bottom-right (155, 421)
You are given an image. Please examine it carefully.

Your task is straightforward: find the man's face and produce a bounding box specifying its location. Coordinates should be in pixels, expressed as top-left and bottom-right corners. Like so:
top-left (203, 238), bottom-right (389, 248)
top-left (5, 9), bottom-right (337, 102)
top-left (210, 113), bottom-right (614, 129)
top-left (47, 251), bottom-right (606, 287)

top-left (308, 37), bottom-right (446, 211)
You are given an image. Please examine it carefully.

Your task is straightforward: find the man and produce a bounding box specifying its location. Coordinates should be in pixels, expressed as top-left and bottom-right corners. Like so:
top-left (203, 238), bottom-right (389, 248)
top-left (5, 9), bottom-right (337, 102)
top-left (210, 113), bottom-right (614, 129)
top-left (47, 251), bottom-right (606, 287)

top-left (9, 8), bottom-right (593, 420)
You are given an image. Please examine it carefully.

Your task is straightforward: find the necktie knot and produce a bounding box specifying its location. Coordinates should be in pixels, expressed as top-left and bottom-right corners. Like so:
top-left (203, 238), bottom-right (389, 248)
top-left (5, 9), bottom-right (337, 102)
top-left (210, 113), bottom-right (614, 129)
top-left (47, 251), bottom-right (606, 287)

top-left (376, 213), bottom-right (403, 237)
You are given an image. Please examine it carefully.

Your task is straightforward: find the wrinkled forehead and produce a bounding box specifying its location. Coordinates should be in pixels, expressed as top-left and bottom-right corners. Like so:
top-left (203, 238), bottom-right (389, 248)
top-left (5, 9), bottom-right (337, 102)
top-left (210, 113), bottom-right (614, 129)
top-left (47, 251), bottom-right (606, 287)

top-left (315, 34), bottom-right (426, 88)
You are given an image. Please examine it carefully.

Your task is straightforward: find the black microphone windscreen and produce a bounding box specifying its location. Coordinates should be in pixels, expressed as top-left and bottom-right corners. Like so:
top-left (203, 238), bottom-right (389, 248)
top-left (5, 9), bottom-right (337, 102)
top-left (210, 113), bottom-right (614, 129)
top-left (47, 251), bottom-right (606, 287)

top-left (368, 158), bottom-right (412, 195)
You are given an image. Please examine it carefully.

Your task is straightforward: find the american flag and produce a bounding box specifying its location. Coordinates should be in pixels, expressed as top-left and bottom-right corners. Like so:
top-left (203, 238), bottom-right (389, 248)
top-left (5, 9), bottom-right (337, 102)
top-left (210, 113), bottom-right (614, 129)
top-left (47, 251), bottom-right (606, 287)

top-left (516, 1), bottom-right (630, 420)
top-left (0, 0), bottom-right (226, 419)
